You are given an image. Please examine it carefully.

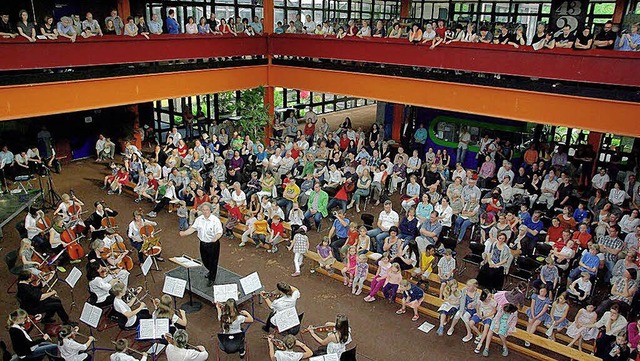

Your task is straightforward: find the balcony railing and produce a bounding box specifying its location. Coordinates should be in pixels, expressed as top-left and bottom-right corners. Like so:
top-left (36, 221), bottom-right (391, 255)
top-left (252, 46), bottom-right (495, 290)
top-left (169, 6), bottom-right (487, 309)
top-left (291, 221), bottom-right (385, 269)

top-left (0, 34), bottom-right (267, 71)
top-left (269, 34), bottom-right (640, 87)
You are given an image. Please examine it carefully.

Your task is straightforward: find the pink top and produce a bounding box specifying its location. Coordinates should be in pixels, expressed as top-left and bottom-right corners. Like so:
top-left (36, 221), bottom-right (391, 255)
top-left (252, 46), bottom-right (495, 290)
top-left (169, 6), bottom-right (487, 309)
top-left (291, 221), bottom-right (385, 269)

top-left (629, 322), bottom-right (640, 348)
top-left (346, 254), bottom-right (357, 272)
top-left (377, 261), bottom-right (392, 278)
top-left (384, 270), bottom-right (403, 286)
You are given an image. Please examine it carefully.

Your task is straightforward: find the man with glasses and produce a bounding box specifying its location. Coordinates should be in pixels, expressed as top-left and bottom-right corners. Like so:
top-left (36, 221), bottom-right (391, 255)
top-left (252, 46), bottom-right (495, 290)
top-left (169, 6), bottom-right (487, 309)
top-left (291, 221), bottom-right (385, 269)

top-left (594, 20), bottom-right (617, 49)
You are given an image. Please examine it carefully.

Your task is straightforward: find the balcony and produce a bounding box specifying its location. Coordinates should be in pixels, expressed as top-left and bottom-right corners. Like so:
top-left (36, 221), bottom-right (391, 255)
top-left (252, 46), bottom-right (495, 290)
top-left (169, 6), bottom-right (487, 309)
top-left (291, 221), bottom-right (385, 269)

top-left (0, 34), bottom-right (268, 71)
top-left (269, 34), bottom-right (640, 88)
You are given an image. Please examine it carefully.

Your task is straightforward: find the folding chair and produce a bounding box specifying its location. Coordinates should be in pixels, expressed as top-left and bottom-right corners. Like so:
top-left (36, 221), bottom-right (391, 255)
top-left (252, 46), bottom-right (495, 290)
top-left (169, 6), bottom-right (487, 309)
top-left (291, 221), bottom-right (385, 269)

top-left (216, 332), bottom-right (248, 360)
top-left (340, 345), bottom-right (357, 361)
top-left (458, 241), bottom-right (484, 275)
top-left (507, 256), bottom-right (539, 293)
top-left (5, 250), bottom-right (23, 294)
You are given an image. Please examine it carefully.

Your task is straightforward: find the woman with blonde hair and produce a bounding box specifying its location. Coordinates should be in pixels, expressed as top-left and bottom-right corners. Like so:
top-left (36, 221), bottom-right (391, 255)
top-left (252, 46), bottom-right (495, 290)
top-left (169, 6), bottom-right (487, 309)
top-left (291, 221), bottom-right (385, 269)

top-left (153, 294), bottom-right (188, 333)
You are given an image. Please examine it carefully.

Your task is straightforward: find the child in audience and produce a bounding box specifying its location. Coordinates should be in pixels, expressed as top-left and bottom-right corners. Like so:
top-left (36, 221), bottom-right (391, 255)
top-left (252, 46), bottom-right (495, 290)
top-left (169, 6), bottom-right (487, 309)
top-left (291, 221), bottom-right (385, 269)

top-left (566, 303), bottom-right (598, 351)
top-left (288, 226), bottom-right (309, 277)
top-left (381, 262), bottom-right (403, 303)
top-left (313, 237), bottom-right (336, 274)
top-left (525, 285), bottom-right (551, 347)
top-left (251, 212), bottom-right (270, 249)
top-left (470, 290), bottom-right (497, 349)
top-left (412, 245), bottom-right (435, 285)
top-left (339, 223), bottom-right (359, 258)
top-left (267, 215), bottom-right (285, 253)
top-left (239, 209), bottom-right (257, 247)
top-left (396, 279), bottom-right (424, 322)
top-left (176, 201), bottom-right (188, 231)
top-left (351, 254), bottom-right (369, 295)
top-left (355, 226), bottom-right (370, 255)
top-left (436, 279), bottom-right (461, 335)
top-left (341, 246), bottom-right (357, 287)
top-left (364, 252), bottom-right (391, 302)
top-left (437, 249), bottom-right (456, 299)
top-left (544, 292), bottom-right (569, 341)
top-left (480, 303), bottom-right (518, 357)
top-left (223, 200), bottom-right (241, 238)
top-left (568, 271), bottom-right (592, 301)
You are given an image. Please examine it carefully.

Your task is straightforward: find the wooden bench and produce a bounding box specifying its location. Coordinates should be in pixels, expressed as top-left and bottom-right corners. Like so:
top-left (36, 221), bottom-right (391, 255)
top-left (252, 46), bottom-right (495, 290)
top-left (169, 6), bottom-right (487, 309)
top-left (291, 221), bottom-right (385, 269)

top-left (302, 251), bottom-right (599, 361)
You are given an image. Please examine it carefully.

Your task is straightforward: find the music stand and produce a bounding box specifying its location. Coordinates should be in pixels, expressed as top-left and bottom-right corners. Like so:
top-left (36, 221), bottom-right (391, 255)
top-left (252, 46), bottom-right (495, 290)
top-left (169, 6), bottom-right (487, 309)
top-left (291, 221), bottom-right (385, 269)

top-left (169, 256), bottom-right (202, 313)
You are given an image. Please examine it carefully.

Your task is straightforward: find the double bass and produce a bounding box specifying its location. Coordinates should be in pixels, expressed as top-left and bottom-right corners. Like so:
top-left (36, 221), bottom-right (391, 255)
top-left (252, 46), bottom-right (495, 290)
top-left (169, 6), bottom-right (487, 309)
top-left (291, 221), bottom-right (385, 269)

top-left (140, 224), bottom-right (162, 257)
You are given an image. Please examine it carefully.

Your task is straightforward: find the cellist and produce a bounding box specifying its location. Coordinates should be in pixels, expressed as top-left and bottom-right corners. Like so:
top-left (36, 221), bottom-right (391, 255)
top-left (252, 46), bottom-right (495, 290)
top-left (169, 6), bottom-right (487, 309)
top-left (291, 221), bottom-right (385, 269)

top-left (99, 229), bottom-right (134, 271)
top-left (24, 207), bottom-right (48, 251)
top-left (49, 216), bottom-right (73, 271)
top-left (85, 201), bottom-right (118, 241)
top-left (55, 193), bottom-right (86, 234)
top-left (127, 210), bottom-right (157, 263)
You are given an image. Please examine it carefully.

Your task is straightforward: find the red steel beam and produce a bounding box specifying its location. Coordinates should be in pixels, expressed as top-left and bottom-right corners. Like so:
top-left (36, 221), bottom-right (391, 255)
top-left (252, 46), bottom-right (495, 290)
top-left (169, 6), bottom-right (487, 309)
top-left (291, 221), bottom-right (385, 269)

top-left (269, 34), bottom-right (640, 87)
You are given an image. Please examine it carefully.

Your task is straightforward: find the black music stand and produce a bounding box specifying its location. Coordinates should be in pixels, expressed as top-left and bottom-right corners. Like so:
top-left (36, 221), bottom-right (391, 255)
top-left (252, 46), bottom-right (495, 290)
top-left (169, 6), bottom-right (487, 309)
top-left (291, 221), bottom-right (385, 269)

top-left (169, 256), bottom-right (202, 313)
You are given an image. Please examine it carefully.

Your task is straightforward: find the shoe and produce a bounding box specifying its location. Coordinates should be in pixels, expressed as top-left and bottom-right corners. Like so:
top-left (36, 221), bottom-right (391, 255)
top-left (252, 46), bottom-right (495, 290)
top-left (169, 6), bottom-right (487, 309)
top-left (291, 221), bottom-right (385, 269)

top-left (364, 296), bottom-right (375, 302)
top-left (238, 242), bottom-right (246, 247)
top-left (206, 279), bottom-right (215, 287)
top-left (310, 268), bottom-right (316, 274)
top-left (355, 206), bottom-right (360, 213)
top-left (446, 328), bottom-right (454, 336)
top-left (134, 198), bottom-right (141, 203)
top-left (147, 212), bottom-right (156, 218)
top-left (343, 278), bottom-right (348, 286)
top-left (239, 350), bottom-right (246, 359)
top-left (156, 257), bottom-right (164, 262)
top-left (355, 289), bottom-right (361, 295)
top-left (462, 335), bottom-right (473, 343)
top-left (107, 190), bottom-right (114, 195)
top-left (474, 348), bottom-right (480, 354)
top-left (271, 246), bottom-right (278, 253)
top-left (57, 266), bottom-right (66, 273)
top-left (482, 349), bottom-right (489, 357)
top-left (411, 315), bottom-right (419, 322)
top-left (291, 272), bottom-right (300, 277)
top-left (352, 289), bottom-right (356, 295)
top-left (524, 341), bottom-right (530, 347)
top-left (502, 348), bottom-right (508, 357)
top-left (347, 203), bottom-right (353, 210)
top-left (474, 335), bottom-right (481, 344)
top-left (436, 326), bottom-right (444, 336)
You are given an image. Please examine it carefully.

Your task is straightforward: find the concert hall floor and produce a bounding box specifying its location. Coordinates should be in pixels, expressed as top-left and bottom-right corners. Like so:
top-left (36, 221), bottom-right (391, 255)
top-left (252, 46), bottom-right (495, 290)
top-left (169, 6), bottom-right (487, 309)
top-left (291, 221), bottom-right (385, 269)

top-left (0, 159), bottom-right (534, 361)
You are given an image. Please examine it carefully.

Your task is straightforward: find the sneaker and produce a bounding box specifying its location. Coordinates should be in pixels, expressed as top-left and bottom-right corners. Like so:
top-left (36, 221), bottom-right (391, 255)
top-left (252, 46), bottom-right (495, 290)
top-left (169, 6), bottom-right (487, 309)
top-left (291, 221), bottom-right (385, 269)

top-left (107, 190), bottom-right (114, 195)
top-left (310, 268), bottom-right (316, 274)
top-left (271, 246), bottom-right (278, 253)
top-left (482, 349), bottom-right (489, 357)
top-left (238, 242), bottom-right (246, 247)
top-left (446, 328), bottom-right (454, 336)
top-left (355, 289), bottom-right (362, 295)
top-left (474, 348), bottom-right (481, 354)
top-left (502, 348), bottom-right (508, 357)
top-left (436, 326), bottom-right (444, 336)
top-left (239, 350), bottom-right (246, 359)
top-left (147, 212), bottom-right (156, 218)
top-left (291, 272), bottom-right (300, 277)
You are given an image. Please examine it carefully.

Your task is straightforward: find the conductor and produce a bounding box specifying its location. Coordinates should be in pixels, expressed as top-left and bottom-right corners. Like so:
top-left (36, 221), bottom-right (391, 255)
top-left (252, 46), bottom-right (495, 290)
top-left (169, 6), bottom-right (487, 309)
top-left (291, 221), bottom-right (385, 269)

top-left (179, 202), bottom-right (223, 287)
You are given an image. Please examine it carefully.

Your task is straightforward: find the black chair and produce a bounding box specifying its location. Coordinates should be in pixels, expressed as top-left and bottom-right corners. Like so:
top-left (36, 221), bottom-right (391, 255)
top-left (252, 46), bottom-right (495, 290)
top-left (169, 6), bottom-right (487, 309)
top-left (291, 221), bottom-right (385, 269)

top-left (360, 214), bottom-right (374, 230)
top-left (508, 256), bottom-right (539, 292)
top-left (459, 241), bottom-right (484, 275)
top-left (216, 332), bottom-right (246, 360)
top-left (440, 236), bottom-right (457, 252)
top-left (5, 250), bottom-right (23, 294)
top-left (533, 243), bottom-right (553, 263)
top-left (340, 345), bottom-right (357, 361)
top-left (44, 350), bottom-right (63, 361)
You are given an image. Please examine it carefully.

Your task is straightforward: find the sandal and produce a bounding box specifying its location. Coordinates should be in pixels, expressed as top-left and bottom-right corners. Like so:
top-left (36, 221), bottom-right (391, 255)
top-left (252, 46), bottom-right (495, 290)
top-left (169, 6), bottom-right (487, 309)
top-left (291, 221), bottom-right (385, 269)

top-left (411, 315), bottom-right (419, 321)
top-left (395, 309), bottom-right (406, 315)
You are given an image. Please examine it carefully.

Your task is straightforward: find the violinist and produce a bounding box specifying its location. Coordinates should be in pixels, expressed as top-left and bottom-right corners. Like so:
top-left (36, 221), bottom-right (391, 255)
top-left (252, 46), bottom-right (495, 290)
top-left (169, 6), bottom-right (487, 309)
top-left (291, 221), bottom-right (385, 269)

top-left (24, 207), bottom-right (48, 250)
top-left (164, 330), bottom-right (208, 361)
top-left (8, 309), bottom-right (58, 360)
top-left (127, 210), bottom-right (157, 263)
top-left (57, 325), bottom-right (94, 361)
top-left (111, 339), bottom-right (147, 361)
top-left (111, 281), bottom-right (151, 328)
top-left (85, 201), bottom-right (118, 241)
top-left (16, 271), bottom-right (75, 326)
top-left (215, 298), bottom-right (252, 358)
top-left (87, 262), bottom-right (130, 308)
top-left (152, 295), bottom-right (188, 333)
top-left (267, 334), bottom-right (313, 361)
top-left (260, 282), bottom-right (300, 333)
top-left (306, 314), bottom-right (352, 358)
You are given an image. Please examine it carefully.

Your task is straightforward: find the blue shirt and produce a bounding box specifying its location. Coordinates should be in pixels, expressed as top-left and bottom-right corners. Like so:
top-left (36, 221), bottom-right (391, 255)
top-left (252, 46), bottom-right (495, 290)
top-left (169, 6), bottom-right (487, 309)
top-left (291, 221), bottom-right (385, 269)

top-left (524, 218), bottom-right (544, 241)
top-left (617, 33), bottom-right (640, 51)
top-left (249, 22), bottom-right (262, 33)
top-left (332, 218), bottom-right (350, 239)
top-left (166, 17), bottom-right (179, 34)
top-left (0, 151), bottom-right (14, 165)
top-left (57, 22), bottom-right (76, 36)
top-left (148, 20), bottom-right (162, 34)
top-left (414, 128), bottom-right (427, 144)
top-left (579, 252), bottom-right (600, 275)
top-left (573, 208), bottom-right (588, 224)
top-left (420, 220), bottom-right (442, 245)
top-left (404, 284), bottom-right (424, 302)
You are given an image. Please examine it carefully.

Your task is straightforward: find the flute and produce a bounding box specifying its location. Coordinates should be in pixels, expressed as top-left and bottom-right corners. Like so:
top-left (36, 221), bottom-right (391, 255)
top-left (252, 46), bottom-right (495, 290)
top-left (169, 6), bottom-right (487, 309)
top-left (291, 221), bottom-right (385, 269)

top-left (111, 341), bottom-right (146, 356)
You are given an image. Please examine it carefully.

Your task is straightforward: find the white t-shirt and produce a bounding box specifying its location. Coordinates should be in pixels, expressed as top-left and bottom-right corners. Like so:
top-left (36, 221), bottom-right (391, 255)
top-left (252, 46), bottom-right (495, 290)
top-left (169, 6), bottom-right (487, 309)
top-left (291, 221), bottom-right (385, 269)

top-left (89, 276), bottom-right (113, 303)
top-left (219, 314), bottom-right (246, 334)
top-left (572, 278), bottom-right (592, 297)
top-left (113, 298), bottom-right (136, 327)
top-left (60, 338), bottom-right (88, 361)
top-left (25, 213), bottom-right (39, 240)
top-left (271, 290), bottom-right (300, 329)
top-left (434, 204), bottom-right (453, 227)
top-left (191, 214), bottom-right (223, 243)
top-left (231, 190), bottom-right (247, 206)
top-left (274, 350), bottom-right (304, 361)
top-left (378, 210), bottom-right (399, 231)
top-left (165, 344), bottom-right (208, 361)
top-left (110, 352), bottom-right (145, 361)
top-left (458, 132), bottom-right (471, 149)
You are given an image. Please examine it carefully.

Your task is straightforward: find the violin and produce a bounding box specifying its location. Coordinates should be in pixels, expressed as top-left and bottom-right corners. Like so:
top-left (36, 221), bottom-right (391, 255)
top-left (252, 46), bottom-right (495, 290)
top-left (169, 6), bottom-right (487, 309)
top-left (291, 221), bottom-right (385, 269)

top-left (301, 325), bottom-right (336, 334)
top-left (140, 224), bottom-right (162, 257)
top-left (60, 227), bottom-right (85, 260)
top-left (264, 336), bottom-right (287, 351)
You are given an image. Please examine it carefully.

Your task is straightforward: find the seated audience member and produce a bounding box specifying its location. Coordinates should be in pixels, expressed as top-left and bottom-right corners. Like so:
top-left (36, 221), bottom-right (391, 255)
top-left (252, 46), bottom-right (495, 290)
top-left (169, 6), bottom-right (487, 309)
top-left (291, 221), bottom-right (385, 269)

top-left (39, 15), bottom-right (58, 39)
top-left (617, 23), bottom-right (639, 51)
top-left (586, 304), bottom-right (628, 359)
top-left (568, 271), bottom-right (593, 301)
top-left (555, 25), bottom-right (575, 48)
top-left (593, 20), bottom-right (617, 49)
top-left (57, 16), bottom-right (77, 42)
top-left (574, 26), bottom-right (593, 49)
top-left (17, 10), bottom-right (36, 43)
top-left (0, 13), bottom-right (18, 38)
top-left (148, 13), bottom-right (163, 34)
top-left (82, 12), bottom-right (103, 36)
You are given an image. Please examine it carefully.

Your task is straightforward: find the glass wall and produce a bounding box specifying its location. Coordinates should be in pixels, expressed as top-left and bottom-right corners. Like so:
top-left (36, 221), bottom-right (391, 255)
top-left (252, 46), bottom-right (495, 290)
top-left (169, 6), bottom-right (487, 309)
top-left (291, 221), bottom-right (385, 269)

top-left (274, 88), bottom-right (375, 116)
top-left (145, 0), bottom-right (264, 31)
top-left (274, 0), bottom-right (399, 24)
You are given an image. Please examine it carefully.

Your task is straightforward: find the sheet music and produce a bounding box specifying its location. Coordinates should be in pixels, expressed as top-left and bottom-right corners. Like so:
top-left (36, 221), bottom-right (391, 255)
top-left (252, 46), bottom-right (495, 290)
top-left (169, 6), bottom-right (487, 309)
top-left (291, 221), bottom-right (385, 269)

top-left (213, 284), bottom-right (238, 303)
top-left (418, 321), bottom-right (435, 334)
top-left (239, 272), bottom-right (262, 294)
top-left (173, 256), bottom-right (200, 268)
top-left (147, 343), bottom-right (166, 355)
top-left (275, 307), bottom-right (300, 332)
top-left (309, 355), bottom-right (339, 361)
top-left (141, 256), bottom-right (153, 276)
top-left (163, 276), bottom-right (187, 298)
top-left (138, 318), bottom-right (170, 340)
top-left (79, 303), bottom-right (102, 329)
top-left (65, 267), bottom-right (82, 288)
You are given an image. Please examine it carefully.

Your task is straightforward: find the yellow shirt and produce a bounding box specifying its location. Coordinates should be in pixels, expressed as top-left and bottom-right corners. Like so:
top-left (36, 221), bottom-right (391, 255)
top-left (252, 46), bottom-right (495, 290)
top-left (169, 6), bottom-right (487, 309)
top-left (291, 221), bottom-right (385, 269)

top-left (420, 253), bottom-right (435, 273)
top-left (253, 220), bottom-right (269, 235)
top-left (283, 183), bottom-right (300, 202)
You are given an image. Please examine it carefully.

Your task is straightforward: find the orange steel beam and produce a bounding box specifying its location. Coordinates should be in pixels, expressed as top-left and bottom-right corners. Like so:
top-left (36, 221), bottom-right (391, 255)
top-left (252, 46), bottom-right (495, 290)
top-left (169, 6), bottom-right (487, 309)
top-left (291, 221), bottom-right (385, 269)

top-left (0, 66), bottom-right (267, 121)
top-left (269, 65), bottom-right (640, 137)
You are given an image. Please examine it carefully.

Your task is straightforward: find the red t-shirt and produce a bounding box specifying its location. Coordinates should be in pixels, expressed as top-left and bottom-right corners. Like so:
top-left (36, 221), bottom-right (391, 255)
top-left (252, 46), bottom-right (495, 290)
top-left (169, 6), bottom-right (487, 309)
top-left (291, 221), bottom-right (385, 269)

top-left (147, 178), bottom-right (159, 190)
top-left (572, 231), bottom-right (593, 249)
top-left (346, 230), bottom-right (358, 246)
top-left (291, 148), bottom-right (301, 160)
top-left (436, 26), bottom-right (446, 38)
top-left (340, 137), bottom-right (350, 150)
top-left (193, 194), bottom-right (210, 209)
top-left (304, 123), bottom-right (315, 136)
top-left (271, 222), bottom-right (284, 237)
top-left (547, 226), bottom-right (563, 244)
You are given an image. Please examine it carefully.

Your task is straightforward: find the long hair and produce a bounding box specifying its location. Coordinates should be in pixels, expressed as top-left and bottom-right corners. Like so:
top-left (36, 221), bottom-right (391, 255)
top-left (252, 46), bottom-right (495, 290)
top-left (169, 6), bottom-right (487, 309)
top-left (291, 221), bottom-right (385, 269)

top-left (219, 298), bottom-right (239, 333)
top-left (406, 239), bottom-right (420, 264)
top-left (335, 314), bottom-right (349, 344)
top-left (57, 325), bottom-right (74, 346)
top-left (155, 295), bottom-right (175, 319)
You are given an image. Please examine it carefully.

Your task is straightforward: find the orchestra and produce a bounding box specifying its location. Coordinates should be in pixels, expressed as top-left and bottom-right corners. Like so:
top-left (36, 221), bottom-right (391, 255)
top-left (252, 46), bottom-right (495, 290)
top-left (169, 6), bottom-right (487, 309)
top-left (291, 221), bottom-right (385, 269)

top-left (6, 189), bottom-right (353, 361)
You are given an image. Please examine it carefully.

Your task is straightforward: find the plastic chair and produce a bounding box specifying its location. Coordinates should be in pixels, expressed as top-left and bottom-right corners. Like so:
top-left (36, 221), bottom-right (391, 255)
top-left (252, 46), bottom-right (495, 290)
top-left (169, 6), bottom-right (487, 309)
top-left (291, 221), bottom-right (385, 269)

top-left (216, 332), bottom-right (247, 360)
top-left (340, 345), bottom-right (357, 361)
top-left (5, 250), bottom-right (23, 294)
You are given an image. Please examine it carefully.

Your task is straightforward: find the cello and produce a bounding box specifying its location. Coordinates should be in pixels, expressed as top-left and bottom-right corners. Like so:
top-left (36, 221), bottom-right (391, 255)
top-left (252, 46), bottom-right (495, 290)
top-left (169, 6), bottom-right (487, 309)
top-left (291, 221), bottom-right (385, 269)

top-left (67, 190), bottom-right (86, 234)
top-left (60, 226), bottom-right (85, 261)
top-left (140, 224), bottom-right (162, 257)
top-left (111, 236), bottom-right (134, 271)
top-left (35, 211), bottom-right (52, 237)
